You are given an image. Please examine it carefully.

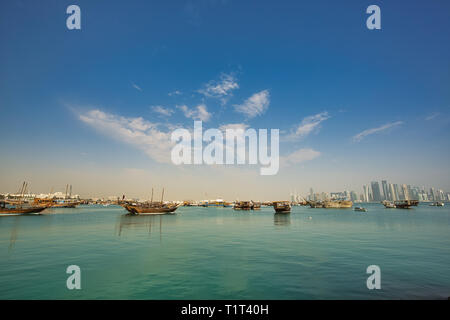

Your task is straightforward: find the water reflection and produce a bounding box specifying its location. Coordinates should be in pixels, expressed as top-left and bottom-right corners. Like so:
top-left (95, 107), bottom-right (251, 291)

top-left (8, 217), bottom-right (20, 251)
top-left (274, 213), bottom-right (290, 226)
top-left (116, 214), bottom-right (176, 240)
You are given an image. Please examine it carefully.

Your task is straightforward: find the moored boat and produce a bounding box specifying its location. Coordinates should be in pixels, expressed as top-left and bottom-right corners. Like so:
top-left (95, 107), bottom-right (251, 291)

top-left (123, 203), bottom-right (179, 215)
top-left (252, 201), bottom-right (261, 210)
top-left (273, 201), bottom-right (291, 213)
top-left (0, 201), bottom-right (47, 216)
top-left (394, 200), bottom-right (413, 209)
top-left (429, 201), bottom-right (444, 207)
top-left (121, 188), bottom-right (180, 215)
top-left (383, 201), bottom-right (396, 208)
top-left (233, 201), bottom-right (252, 210)
top-left (323, 200), bottom-right (353, 208)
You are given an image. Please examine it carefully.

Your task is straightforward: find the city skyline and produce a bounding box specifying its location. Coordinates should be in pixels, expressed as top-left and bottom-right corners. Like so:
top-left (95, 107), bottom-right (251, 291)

top-left (2, 178), bottom-right (449, 203)
top-left (1, 0), bottom-right (450, 199)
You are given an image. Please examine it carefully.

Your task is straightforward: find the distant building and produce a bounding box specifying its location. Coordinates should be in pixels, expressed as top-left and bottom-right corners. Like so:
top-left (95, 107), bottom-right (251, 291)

top-left (402, 184), bottom-right (410, 200)
top-left (381, 180), bottom-right (389, 201)
top-left (363, 185), bottom-right (369, 202)
top-left (394, 184), bottom-right (404, 200)
top-left (389, 183), bottom-right (397, 201)
top-left (438, 189), bottom-right (445, 201)
top-left (371, 181), bottom-right (382, 202)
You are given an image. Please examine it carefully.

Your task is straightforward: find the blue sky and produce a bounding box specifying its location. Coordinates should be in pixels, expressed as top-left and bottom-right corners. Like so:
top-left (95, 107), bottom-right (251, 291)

top-left (0, 0), bottom-right (449, 199)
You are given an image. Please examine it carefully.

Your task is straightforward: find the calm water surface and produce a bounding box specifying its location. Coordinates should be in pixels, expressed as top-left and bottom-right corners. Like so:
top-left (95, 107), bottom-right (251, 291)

top-left (0, 204), bottom-right (449, 299)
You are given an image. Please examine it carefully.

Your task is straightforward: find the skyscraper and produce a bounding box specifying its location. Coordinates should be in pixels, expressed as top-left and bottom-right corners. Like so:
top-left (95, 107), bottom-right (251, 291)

top-left (371, 181), bottom-right (382, 202)
top-left (395, 184), bottom-right (403, 200)
top-left (389, 183), bottom-right (397, 201)
top-left (402, 184), bottom-right (410, 200)
top-left (381, 180), bottom-right (389, 200)
top-left (363, 185), bottom-right (369, 202)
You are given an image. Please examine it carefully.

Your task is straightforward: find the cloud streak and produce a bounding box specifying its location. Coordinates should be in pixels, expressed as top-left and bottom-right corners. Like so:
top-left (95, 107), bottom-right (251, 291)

top-left (152, 105), bottom-right (174, 117)
top-left (353, 121), bottom-right (403, 142)
top-left (168, 90), bottom-right (182, 96)
top-left (79, 109), bottom-right (173, 163)
top-left (178, 104), bottom-right (212, 122)
top-left (284, 112), bottom-right (330, 140)
top-left (282, 148), bottom-right (321, 166)
top-left (234, 90), bottom-right (270, 118)
top-left (425, 112), bottom-right (440, 121)
top-left (132, 83), bottom-right (142, 91)
top-left (198, 73), bottom-right (239, 104)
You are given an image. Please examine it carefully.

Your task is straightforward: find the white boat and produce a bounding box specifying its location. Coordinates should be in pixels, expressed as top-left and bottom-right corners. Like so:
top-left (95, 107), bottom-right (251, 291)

top-left (382, 201), bottom-right (396, 208)
top-left (429, 202), bottom-right (444, 207)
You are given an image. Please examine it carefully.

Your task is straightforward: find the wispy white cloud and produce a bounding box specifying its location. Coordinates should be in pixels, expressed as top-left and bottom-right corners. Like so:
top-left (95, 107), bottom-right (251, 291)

top-left (152, 105), bottom-right (174, 117)
top-left (168, 90), bottom-right (182, 96)
top-left (285, 112), bottom-right (330, 140)
top-left (425, 112), bottom-right (440, 121)
top-left (353, 121), bottom-right (403, 142)
top-left (198, 73), bottom-right (239, 104)
top-left (79, 109), bottom-right (173, 163)
top-left (132, 83), bottom-right (142, 91)
top-left (282, 148), bottom-right (321, 166)
top-left (234, 90), bottom-right (270, 118)
top-left (177, 104), bottom-right (212, 122)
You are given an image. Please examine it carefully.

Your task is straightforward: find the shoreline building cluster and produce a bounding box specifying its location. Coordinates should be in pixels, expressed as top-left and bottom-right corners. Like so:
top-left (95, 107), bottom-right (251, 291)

top-left (305, 189), bottom-right (359, 203)
top-left (361, 180), bottom-right (450, 202)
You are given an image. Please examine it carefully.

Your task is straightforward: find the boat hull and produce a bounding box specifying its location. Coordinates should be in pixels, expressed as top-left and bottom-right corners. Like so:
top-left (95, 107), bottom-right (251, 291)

top-left (273, 201), bottom-right (291, 213)
top-left (323, 201), bottom-right (353, 208)
top-left (123, 205), bottom-right (178, 215)
top-left (0, 207), bottom-right (47, 215)
top-left (274, 208), bottom-right (291, 213)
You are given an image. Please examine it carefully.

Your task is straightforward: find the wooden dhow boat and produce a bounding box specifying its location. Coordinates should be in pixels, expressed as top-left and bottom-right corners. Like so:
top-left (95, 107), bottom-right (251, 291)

top-left (323, 200), bottom-right (353, 208)
top-left (123, 203), bottom-right (179, 215)
top-left (121, 188), bottom-right (180, 215)
top-left (383, 201), bottom-right (396, 208)
top-left (273, 201), bottom-right (291, 213)
top-left (233, 201), bottom-right (253, 210)
top-left (429, 201), bottom-right (444, 207)
top-left (1, 182), bottom-right (47, 215)
top-left (308, 200), bottom-right (353, 208)
top-left (393, 200), bottom-right (414, 209)
top-left (0, 201), bottom-right (47, 215)
top-left (252, 201), bottom-right (261, 210)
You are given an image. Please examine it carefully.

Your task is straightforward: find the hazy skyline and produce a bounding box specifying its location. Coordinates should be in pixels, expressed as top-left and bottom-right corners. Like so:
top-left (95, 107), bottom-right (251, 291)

top-left (1, 0), bottom-right (449, 199)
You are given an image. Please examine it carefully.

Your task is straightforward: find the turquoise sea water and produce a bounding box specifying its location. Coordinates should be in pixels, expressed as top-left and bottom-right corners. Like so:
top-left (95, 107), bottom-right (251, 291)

top-left (0, 203), bottom-right (449, 299)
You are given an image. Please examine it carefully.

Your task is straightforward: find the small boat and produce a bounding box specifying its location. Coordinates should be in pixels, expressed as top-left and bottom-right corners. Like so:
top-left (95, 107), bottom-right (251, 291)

top-left (209, 199), bottom-right (224, 207)
top-left (354, 206), bottom-right (367, 212)
top-left (223, 202), bottom-right (233, 208)
top-left (121, 187), bottom-right (179, 215)
top-left (34, 198), bottom-right (79, 208)
top-left (0, 201), bottom-right (47, 216)
top-left (383, 201), bottom-right (396, 208)
top-left (410, 200), bottom-right (419, 206)
top-left (429, 202), bottom-right (444, 207)
top-left (251, 201), bottom-right (261, 210)
top-left (393, 200), bottom-right (413, 209)
top-left (1, 182), bottom-right (47, 215)
top-left (51, 200), bottom-right (80, 208)
top-left (308, 201), bottom-right (324, 208)
top-left (199, 200), bottom-right (209, 207)
top-left (323, 200), bottom-right (353, 208)
top-left (233, 201), bottom-right (252, 210)
top-left (123, 203), bottom-right (179, 215)
top-left (273, 201), bottom-right (291, 213)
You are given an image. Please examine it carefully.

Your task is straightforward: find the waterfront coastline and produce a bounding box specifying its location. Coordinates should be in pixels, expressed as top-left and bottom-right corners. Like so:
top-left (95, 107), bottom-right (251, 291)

top-left (0, 203), bottom-right (449, 299)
